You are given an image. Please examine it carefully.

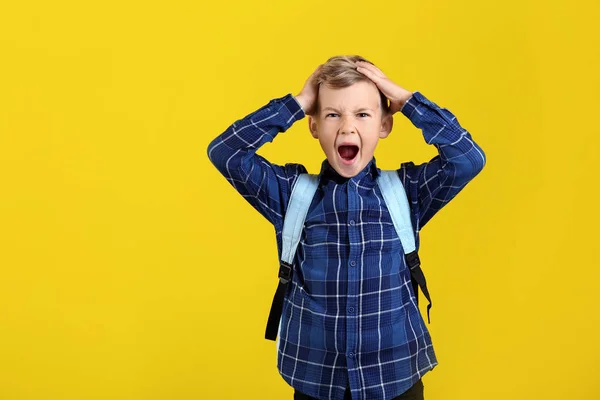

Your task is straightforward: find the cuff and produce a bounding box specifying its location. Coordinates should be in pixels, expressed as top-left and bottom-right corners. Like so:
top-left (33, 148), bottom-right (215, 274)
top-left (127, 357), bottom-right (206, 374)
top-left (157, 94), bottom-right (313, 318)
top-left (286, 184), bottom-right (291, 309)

top-left (281, 93), bottom-right (306, 123)
top-left (401, 91), bottom-right (438, 117)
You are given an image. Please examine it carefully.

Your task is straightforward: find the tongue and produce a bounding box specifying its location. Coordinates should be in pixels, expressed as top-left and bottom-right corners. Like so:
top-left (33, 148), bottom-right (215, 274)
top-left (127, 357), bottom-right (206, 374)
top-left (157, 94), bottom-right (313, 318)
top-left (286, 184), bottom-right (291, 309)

top-left (339, 145), bottom-right (358, 160)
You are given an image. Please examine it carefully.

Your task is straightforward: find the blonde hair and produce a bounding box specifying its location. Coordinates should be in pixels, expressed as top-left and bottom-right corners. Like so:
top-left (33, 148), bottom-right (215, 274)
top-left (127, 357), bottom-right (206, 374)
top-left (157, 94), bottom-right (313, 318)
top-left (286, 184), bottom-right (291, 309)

top-left (315, 55), bottom-right (389, 114)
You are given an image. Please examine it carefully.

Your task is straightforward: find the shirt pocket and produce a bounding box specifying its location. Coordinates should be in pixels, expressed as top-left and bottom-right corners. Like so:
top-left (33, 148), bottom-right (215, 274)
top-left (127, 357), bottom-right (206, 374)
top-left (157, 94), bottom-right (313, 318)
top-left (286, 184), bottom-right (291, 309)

top-left (360, 208), bottom-right (403, 256)
top-left (301, 217), bottom-right (349, 262)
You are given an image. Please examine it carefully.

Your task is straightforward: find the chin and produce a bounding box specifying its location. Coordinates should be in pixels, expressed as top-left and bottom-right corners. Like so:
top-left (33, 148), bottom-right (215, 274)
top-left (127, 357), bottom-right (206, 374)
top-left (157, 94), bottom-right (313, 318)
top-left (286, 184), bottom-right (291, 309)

top-left (332, 156), bottom-right (364, 178)
top-left (336, 169), bottom-right (358, 178)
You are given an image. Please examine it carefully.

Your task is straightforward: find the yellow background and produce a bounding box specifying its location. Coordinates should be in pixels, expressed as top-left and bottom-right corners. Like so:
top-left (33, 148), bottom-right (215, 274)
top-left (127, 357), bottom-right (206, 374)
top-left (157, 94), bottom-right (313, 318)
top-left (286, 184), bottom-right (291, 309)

top-left (1, 0), bottom-right (599, 399)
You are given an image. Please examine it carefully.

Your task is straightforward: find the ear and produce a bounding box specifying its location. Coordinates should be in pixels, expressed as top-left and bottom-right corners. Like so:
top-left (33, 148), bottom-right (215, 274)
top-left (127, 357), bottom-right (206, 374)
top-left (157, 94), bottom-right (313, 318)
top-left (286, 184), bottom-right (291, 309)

top-left (379, 113), bottom-right (393, 138)
top-left (308, 115), bottom-right (318, 138)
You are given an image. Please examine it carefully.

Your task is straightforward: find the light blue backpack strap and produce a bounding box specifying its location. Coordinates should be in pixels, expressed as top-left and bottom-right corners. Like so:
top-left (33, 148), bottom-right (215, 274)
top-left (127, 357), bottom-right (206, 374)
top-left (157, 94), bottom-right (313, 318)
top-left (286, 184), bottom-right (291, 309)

top-left (280, 173), bottom-right (320, 280)
top-left (377, 170), bottom-right (433, 324)
top-left (266, 172), bottom-right (320, 341)
top-left (376, 170), bottom-right (416, 254)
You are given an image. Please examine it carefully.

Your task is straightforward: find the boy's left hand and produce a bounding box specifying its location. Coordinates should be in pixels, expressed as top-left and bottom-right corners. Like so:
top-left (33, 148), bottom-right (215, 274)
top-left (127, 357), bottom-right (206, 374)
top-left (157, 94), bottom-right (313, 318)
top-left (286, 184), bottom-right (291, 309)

top-left (355, 61), bottom-right (413, 115)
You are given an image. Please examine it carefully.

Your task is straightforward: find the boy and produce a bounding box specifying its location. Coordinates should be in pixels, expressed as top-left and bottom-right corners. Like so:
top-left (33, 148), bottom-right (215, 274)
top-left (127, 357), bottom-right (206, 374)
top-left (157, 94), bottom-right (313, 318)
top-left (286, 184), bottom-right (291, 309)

top-left (207, 55), bottom-right (486, 400)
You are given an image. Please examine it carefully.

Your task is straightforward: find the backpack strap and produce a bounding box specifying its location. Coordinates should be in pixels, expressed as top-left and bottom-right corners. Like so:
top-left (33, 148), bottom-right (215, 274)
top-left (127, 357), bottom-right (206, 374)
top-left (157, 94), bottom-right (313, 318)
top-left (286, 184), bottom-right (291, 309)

top-left (265, 173), bottom-right (319, 341)
top-left (377, 170), bottom-right (433, 323)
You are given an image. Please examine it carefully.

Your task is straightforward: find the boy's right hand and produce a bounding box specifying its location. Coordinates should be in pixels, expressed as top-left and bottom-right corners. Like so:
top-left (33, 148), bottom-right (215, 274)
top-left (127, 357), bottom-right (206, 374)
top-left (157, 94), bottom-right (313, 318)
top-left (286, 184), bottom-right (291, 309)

top-left (295, 65), bottom-right (322, 116)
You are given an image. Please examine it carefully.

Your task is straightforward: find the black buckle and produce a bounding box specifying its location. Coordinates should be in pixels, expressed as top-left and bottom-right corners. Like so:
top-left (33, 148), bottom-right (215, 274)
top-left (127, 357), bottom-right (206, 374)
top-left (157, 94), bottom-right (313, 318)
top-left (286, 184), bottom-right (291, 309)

top-left (405, 251), bottom-right (421, 270)
top-left (278, 261), bottom-right (293, 284)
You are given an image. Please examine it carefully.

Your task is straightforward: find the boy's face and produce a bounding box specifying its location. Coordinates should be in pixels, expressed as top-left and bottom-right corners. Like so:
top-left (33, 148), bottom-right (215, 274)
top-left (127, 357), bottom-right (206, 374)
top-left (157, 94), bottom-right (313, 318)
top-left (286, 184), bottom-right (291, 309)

top-left (308, 80), bottom-right (392, 178)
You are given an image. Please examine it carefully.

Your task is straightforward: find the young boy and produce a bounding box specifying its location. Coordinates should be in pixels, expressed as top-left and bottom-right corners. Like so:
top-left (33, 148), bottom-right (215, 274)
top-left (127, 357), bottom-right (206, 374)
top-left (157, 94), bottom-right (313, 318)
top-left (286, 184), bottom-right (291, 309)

top-left (207, 55), bottom-right (486, 400)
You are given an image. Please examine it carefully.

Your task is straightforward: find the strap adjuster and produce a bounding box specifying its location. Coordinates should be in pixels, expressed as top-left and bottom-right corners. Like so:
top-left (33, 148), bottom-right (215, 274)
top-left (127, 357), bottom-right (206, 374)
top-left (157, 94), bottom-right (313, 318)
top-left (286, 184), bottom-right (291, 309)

top-left (405, 251), bottom-right (421, 270)
top-left (279, 261), bottom-right (293, 284)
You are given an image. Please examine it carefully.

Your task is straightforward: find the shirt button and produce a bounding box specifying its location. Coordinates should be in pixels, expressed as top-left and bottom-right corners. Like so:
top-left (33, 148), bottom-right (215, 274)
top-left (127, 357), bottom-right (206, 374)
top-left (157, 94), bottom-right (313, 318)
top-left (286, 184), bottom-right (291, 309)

top-left (349, 220), bottom-right (355, 226)
top-left (349, 261), bottom-right (356, 267)
top-left (348, 352), bottom-right (355, 359)
top-left (348, 307), bottom-right (354, 313)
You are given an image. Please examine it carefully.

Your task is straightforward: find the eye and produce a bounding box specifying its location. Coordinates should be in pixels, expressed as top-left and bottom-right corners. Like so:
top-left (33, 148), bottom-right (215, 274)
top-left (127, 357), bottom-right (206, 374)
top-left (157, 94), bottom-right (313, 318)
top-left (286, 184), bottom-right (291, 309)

top-left (326, 113), bottom-right (339, 118)
top-left (357, 113), bottom-right (370, 118)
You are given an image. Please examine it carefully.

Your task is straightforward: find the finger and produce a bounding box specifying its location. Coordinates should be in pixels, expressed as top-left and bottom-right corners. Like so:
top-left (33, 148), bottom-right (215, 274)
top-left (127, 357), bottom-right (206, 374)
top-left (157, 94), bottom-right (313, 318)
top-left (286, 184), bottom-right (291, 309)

top-left (355, 61), bottom-right (386, 79)
top-left (369, 63), bottom-right (387, 78)
top-left (365, 62), bottom-right (387, 78)
top-left (355, 64), bottom-right (380, 82)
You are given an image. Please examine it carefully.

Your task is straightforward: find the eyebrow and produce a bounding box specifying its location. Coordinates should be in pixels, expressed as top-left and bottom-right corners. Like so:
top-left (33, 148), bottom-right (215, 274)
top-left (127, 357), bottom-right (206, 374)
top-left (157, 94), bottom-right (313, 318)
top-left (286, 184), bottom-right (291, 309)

top-left (321, 107), bottom-right (375, 112)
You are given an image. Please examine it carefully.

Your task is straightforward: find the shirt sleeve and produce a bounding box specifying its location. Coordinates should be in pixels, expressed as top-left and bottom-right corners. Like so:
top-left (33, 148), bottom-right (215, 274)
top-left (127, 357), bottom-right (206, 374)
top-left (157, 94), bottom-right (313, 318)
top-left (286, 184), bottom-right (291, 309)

top-left (397, 91), bottom-right (487, 231)
top-left (206, 94), bottom-right (308, 227)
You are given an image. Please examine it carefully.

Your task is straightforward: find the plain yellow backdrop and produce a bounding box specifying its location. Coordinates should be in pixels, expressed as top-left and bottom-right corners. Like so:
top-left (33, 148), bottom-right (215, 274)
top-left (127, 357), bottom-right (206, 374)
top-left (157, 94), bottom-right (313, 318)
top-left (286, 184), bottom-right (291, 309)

top-left (1, 0), bottom-right (599, 399)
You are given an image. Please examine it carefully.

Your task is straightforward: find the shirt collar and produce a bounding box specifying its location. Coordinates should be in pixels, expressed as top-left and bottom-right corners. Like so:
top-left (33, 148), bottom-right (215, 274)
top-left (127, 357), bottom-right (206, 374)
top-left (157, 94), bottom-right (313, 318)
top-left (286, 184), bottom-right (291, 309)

top-left (318, 156), bottom-right (380, 185)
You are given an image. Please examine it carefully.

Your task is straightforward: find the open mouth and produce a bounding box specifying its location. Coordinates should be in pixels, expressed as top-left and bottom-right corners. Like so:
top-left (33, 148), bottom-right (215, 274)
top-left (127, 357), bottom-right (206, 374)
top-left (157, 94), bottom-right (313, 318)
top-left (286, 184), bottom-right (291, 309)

top-left (337, 145), bottom-right (359, 164)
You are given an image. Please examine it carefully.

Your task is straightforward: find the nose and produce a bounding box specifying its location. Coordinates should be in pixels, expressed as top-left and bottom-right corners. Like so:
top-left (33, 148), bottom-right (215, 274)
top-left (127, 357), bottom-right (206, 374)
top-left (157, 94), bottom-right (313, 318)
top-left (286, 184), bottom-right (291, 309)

top-left (339, 116), bottom-right (356, 135)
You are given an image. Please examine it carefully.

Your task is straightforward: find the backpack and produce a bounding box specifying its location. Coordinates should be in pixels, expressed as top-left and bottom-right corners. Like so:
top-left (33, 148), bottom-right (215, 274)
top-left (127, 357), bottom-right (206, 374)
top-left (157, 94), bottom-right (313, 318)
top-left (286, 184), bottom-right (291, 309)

top-left (264, 170), bottom-right (432, 341)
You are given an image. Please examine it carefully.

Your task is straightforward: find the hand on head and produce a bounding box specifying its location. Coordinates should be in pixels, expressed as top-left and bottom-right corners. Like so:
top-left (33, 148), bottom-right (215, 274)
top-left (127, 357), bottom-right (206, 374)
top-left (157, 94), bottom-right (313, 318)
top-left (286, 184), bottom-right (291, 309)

top-left (354, 61), bottom-right (413, 115)
top-left (295, 64), bottom-right (323, 116)
top-left (296, 60), bottom-right (412, 117)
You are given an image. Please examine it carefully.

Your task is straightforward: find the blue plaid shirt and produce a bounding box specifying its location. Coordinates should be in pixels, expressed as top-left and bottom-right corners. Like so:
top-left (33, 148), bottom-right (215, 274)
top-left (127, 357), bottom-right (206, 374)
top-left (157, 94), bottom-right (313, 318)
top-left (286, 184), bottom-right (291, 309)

top-left (207, 91), bottom-right (485, 400)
